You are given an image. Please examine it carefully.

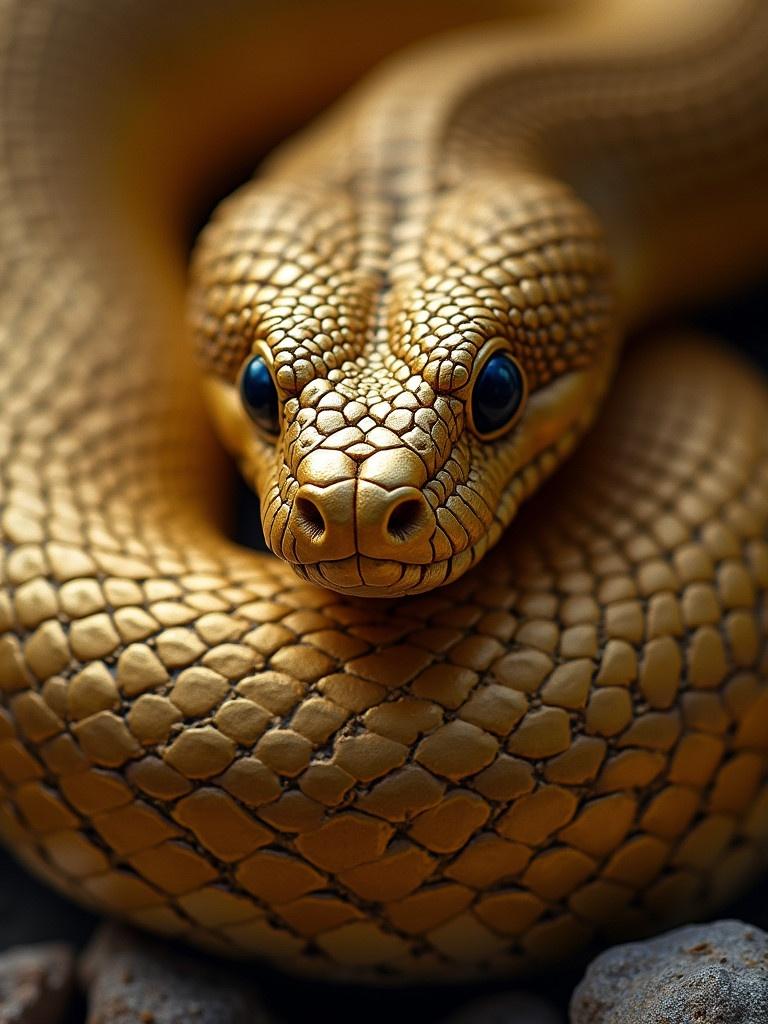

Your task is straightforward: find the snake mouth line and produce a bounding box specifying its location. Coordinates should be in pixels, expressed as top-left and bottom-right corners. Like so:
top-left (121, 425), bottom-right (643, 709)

top-left (274, 463), bottom-right (584, 598)
top-left (292, 544), bottom-right (494, 598)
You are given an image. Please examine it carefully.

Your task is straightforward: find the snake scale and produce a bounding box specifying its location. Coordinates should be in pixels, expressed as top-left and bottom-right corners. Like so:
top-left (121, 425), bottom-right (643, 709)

top-left (1, 0), bottom-right (768, 982)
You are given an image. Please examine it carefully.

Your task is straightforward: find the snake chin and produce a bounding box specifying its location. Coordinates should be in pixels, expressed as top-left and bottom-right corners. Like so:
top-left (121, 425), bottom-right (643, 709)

top-left (293, 549), bottom-right (495, 598)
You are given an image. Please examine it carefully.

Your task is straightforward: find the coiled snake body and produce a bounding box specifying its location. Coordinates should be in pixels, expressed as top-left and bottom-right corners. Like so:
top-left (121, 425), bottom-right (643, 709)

top-left (2, 0), bottom-right (768, 980)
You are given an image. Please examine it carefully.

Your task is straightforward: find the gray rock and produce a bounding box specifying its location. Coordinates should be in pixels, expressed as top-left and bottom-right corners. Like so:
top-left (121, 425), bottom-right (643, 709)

top-left (81, 924), bottom-right (271, 1024)
top-left (570, 919), bottom-right (768, 1023)
top-left (443, 992), bottom-right (563, 1023)
top-left (0, 943), bottom-right (74, 1024)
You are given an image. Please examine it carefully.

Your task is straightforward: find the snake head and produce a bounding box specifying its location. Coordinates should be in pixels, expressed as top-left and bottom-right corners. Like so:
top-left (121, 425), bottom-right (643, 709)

top-left (190, 173), bottom-right (617, 597)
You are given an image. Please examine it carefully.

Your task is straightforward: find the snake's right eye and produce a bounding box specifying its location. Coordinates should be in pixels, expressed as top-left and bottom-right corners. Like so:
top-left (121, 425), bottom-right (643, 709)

top-left (468, 349), bottom-right (526, 440)
top-left (239, 355), bottom-right (280, 437)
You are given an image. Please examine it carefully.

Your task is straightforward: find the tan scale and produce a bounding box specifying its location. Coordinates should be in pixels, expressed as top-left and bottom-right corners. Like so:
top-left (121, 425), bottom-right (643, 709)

top-left (1, 0), bottom-right (768, 982)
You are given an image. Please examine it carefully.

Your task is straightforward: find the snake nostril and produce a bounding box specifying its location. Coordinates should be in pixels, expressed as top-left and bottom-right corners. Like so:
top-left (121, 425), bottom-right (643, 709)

top-left (295, 496), bottom-right (326, 541)
top-left (386, 498), bottom-right (426, 542)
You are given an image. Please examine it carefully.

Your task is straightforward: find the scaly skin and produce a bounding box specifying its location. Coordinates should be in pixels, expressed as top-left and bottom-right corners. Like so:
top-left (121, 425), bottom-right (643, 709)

top-left (192, 0), bottom-right (768, 597)
top-left (1, 0), bottom-right (768, 982)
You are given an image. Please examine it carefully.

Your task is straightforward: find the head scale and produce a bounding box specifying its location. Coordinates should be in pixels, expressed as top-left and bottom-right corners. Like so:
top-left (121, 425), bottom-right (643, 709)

top-left (189, 171), bottom-right (616, 597)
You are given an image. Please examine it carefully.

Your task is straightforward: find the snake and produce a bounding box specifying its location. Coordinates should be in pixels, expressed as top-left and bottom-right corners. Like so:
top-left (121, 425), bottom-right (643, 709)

top-left (1, 0), bottom-right (768, 984)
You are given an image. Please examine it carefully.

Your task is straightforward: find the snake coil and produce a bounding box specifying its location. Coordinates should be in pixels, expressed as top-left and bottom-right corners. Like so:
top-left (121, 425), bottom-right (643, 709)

top-left (1, 0), bottom-right (768, 981)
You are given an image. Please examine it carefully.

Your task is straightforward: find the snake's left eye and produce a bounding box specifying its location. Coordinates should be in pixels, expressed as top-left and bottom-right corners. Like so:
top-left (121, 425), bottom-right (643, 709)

top-left (240, 356), bottom-right (279, 437)
top-left (470, 351), bottom-right (526, 439)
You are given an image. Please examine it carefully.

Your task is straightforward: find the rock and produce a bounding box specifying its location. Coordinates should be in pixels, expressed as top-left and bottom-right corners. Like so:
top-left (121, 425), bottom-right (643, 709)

top-left (0, 943), bottom-right (75, 1024)
top-left (442, 992), bottom-right (563, 1023)
top-left (81, 924), bottom-right (271, 1024)
top-left (570, 919), bottom-right (768, 1023)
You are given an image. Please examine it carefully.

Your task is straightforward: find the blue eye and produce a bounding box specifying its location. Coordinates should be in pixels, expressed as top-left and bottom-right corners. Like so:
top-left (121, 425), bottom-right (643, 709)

top-left (471, 351), bottom-right (526, 438)
top-left (240, 356), bottom-right (279, 436)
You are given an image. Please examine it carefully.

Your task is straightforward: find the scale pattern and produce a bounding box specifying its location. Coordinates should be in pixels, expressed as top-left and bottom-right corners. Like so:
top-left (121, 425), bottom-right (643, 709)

top-left (0, 0), bottom-right (768, 983)
top-left (2, 342), bottom-right (768, 980)
top-left (191, 173), bottom-right (614, 595)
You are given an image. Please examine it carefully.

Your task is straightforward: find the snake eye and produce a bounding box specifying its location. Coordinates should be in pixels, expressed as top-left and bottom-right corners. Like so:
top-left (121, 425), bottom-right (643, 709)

top-left (470, 351), bottom-right (526, 439)
top-left (240, 355), bottom-right (279, 437)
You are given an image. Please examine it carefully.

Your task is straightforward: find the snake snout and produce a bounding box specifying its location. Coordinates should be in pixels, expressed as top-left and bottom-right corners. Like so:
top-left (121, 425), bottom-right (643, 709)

top-left (287, 449), bottom-right (436, 566)
top-left (356, 483), bottom-right (434, 562)
top-left (288, 480), bottom-right (357, 563)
